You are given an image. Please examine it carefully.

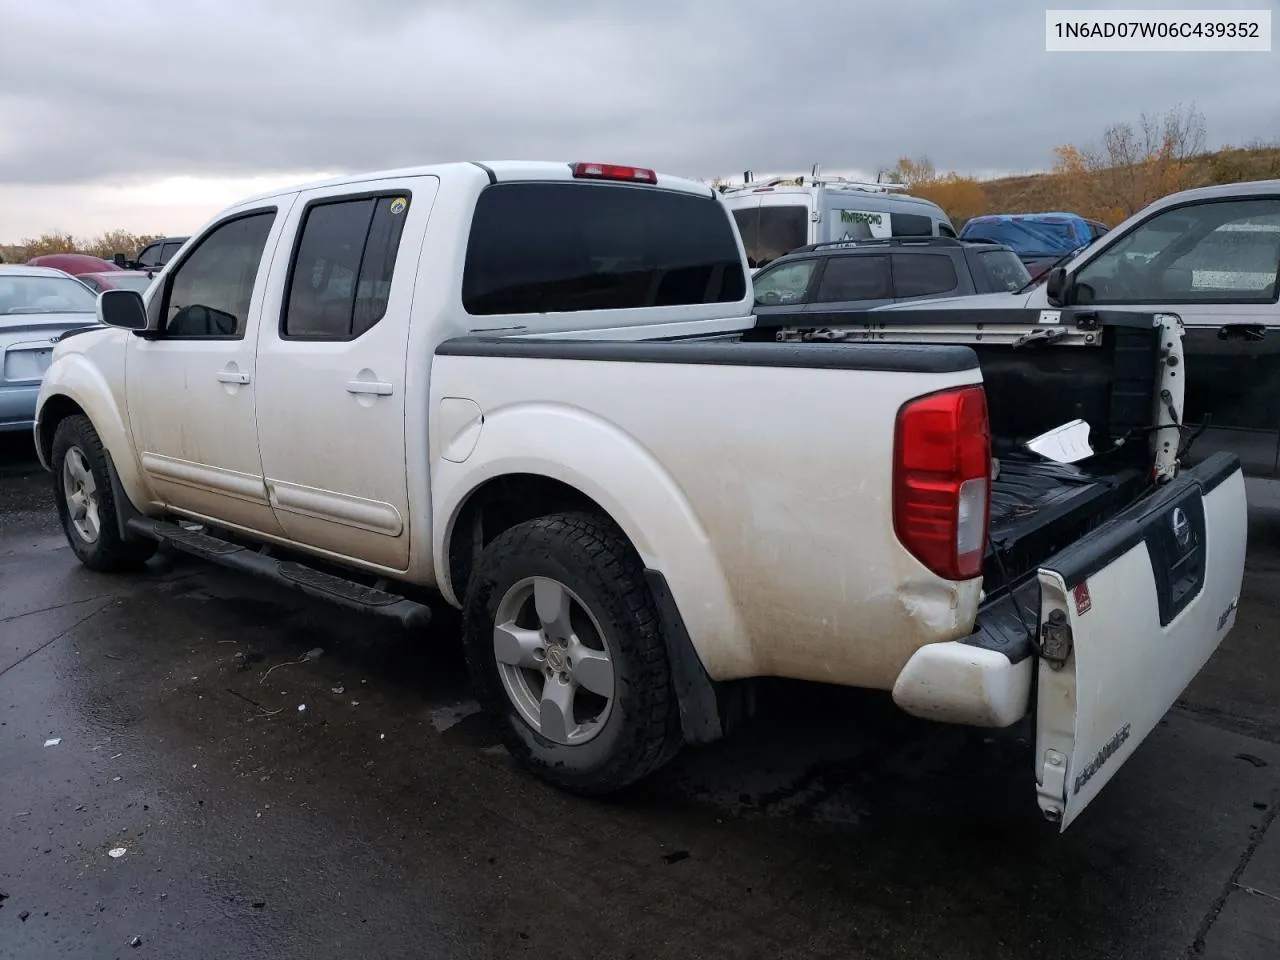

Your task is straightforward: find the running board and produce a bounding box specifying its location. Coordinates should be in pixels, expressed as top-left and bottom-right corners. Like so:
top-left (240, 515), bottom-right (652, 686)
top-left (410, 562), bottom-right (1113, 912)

top-left (126, 518), bottom-right (432, 631)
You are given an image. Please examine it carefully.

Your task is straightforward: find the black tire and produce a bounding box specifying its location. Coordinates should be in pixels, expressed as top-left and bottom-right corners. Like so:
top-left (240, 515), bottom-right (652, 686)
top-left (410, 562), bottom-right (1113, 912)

top-left (463, 511), bottom-right (682, 794)
top-left (51, 415), bottom-right (156, 572)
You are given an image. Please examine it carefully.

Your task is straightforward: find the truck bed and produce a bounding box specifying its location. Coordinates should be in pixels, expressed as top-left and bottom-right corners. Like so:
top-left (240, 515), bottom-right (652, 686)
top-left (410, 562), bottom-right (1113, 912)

top-left (985, 456), bottom-right (1147, 596)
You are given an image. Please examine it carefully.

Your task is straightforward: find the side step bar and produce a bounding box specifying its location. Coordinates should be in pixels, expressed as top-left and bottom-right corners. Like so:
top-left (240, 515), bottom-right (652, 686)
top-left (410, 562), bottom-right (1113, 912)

top-left (126, 518), bottom-right (432, 631)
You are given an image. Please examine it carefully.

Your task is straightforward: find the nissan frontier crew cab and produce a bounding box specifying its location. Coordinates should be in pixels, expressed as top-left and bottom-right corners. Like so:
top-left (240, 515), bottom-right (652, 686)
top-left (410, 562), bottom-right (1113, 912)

top-left (35, 160), bottom-right (1247, 831)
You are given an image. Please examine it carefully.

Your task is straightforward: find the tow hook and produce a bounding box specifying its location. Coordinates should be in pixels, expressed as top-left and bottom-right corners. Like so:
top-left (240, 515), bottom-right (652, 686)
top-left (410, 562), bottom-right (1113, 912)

top-left (1040, 609), bottom-right (1073, 669)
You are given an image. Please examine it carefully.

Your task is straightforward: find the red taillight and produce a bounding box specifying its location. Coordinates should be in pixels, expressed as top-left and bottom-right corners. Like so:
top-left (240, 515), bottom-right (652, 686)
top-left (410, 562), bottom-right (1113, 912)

top-left (893, 385), bottom-right (991, 581)
top-left (570, 162), bottom-right (657, 184)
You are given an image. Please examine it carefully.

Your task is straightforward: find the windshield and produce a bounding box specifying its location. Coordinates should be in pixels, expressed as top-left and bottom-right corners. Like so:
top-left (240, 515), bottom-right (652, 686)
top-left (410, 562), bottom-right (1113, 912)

top-left (961, 219), bottom-right (1081, 257)
top-left (0, 274), bottom-right (99, 315)
top-left (109, 275), bottom-right (155, 293)
top-left (731, 204), bottom-right (809, 269)
top-left (973, 249), bottom-right (1034, 292)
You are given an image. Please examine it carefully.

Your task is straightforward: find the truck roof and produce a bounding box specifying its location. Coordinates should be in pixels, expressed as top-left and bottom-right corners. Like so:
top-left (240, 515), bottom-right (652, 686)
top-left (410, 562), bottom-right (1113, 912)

top-left (1144, 178), bottom-right (1280, 211)
top-left (229, 161), bottom-right (718, 209)
top-left (719, 181), bottom-right (945, 213)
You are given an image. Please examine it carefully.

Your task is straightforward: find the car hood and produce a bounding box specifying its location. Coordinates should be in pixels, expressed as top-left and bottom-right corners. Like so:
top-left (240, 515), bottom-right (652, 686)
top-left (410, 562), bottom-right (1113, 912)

top-left (0, 312), bottom-right (101, 342)
top-left (871, 290), bottom-right (1039, 312)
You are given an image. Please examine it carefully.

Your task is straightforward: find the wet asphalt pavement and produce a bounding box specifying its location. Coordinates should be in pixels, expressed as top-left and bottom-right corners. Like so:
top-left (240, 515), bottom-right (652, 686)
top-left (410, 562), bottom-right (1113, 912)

top-left (1, 435), bottom-right (1278, 960)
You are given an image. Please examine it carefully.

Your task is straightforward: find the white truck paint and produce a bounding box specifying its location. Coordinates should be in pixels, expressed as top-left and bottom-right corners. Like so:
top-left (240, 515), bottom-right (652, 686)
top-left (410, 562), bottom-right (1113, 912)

top-left (35, 160), bottom-right (1247, 829)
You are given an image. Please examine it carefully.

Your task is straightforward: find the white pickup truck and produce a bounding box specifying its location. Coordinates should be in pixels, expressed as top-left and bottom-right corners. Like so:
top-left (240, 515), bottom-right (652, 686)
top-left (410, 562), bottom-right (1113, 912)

top-left (35, 160), bottom-right (1246, 830)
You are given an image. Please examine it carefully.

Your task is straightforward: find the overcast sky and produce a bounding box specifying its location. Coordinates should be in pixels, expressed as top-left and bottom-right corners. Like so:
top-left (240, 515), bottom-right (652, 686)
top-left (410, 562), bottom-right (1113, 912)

top-left (0, 0), bottom-right (1276, 240)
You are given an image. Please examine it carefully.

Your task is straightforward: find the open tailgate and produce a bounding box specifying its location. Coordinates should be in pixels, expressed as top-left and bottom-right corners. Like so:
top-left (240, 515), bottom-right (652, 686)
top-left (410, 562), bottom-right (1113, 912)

top-left (1034, 452), bottom-right (1247, 830)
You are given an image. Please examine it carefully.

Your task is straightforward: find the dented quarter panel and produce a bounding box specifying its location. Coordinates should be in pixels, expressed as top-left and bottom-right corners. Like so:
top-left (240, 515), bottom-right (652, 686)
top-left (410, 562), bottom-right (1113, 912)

top-left (430, 352), bottom-right (984, 688)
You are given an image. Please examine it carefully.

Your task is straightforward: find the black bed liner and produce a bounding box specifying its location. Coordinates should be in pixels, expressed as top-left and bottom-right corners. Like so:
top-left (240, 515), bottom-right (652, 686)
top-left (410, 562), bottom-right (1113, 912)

top-left (984, 457), bottom-right (1147, 596)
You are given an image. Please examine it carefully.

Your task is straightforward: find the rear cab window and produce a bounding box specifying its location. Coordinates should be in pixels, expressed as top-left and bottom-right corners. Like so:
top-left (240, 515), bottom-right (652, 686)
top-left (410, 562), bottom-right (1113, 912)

top-left (462, 182), bottom-right (747, 315)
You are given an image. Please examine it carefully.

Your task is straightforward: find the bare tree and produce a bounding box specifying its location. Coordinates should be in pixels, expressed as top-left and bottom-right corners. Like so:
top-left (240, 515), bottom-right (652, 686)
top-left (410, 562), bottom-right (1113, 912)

top-left (1085, 103), bottom-right (1207, 217)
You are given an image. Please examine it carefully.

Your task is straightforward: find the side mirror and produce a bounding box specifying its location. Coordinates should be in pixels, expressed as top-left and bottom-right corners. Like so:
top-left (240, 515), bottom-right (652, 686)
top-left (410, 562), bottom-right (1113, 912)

top-left (112, 253), bottom-right (127, 268)
top-left (1044, 267), bottom-right (1068, 305)
top-left (98, 289), bottom-right (148, 331)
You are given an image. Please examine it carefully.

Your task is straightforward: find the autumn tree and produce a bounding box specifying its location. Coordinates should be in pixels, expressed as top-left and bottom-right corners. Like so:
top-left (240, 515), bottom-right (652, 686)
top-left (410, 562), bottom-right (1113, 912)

top-left (0, 231), bottom-right (162, 265)
top-left (913, 174), bottom-right (989, 227)
top-left (883, 155), bottom-right (937, 188)
top-left (1050, 103), bottom-right (1206, 222)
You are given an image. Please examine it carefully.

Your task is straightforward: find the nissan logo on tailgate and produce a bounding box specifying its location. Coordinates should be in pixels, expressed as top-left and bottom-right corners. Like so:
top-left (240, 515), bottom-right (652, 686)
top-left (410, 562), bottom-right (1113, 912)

top-left (1171, 507), bottom-right (1191, 550)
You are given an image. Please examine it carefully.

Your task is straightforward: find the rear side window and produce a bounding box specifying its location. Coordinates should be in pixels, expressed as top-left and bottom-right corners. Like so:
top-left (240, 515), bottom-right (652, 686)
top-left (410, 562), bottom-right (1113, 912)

top-left (159, 241), bottom-right (183, 264)
top-left (813, 255), bottom-right (891, 302)
top-left (283, 193), bottom-right (411, 339)
top-left (892, 253), bottom-right (958, 298)
top-left (464, 183), bottom-right (746, 315)
top-left (890, 213), bottom-right (935, 237)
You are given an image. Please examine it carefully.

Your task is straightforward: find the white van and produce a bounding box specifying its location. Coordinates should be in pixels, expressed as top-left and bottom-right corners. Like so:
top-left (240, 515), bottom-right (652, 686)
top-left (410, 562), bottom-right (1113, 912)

top-left (720, 169), bottom-right (955, 269)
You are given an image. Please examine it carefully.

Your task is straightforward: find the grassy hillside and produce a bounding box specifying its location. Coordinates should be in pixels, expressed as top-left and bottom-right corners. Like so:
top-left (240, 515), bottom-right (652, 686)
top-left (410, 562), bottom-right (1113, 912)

top-left (974, 145), bottom-right (1280, 225)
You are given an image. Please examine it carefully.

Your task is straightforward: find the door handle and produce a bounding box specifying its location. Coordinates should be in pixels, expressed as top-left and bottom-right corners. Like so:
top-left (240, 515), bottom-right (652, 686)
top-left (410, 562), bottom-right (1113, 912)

top-left (346, 380), bottom-right (394, 396)
top-left (217, 371), bottom-right (251, 385)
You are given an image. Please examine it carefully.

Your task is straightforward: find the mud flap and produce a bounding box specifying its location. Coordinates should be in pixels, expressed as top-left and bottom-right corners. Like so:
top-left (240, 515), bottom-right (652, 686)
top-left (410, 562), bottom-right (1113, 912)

top-left (1033, 452), bottom-right (1247, 830)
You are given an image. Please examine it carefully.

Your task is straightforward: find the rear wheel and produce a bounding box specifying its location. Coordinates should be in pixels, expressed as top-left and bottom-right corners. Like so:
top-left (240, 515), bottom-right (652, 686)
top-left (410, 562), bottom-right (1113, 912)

top-left (51, 415), bottom-right (156, 571)
top-left (463, 512), bottom-right (682, 793)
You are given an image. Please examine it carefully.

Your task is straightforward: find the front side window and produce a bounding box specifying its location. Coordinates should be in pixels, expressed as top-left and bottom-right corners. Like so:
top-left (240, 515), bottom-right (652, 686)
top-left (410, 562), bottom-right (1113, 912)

top-left (1073, 198), bottom-right (1280, 304)
top-left (163, 211), bottom-right (275, 339)
top-left (136, 243), bottom-right (162, 268)
top-left (814, 255), bottom-right (891, 302)
top-left (753, 260), bottom-right (817, 306)
top-left (892, 253), bottom-right (958, 298)
top-left (972, 249), bottom-right (1032, 293)
top-left (282, 193), bottom-right (411, 340)
top-left (463, 182), bottom-right (746, 315)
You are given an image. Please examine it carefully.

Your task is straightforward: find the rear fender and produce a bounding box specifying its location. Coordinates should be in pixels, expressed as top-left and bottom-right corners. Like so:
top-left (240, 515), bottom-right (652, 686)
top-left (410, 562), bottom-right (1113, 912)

top-left (432, 402), bottom-right (753, 681)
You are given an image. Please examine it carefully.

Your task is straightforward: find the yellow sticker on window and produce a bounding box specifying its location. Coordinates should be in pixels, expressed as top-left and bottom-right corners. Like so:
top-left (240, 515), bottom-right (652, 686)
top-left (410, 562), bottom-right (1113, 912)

top-left (389, 197), bottom-right (407, 215)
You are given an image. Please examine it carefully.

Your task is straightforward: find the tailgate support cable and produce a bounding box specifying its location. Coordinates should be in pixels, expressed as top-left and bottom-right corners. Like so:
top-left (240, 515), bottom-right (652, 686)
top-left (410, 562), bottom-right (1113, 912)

top-left (989, 537), bottom-right (1038, 654)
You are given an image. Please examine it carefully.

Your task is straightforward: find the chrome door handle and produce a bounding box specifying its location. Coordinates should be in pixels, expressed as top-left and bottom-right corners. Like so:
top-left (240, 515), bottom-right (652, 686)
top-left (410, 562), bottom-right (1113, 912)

top-left (346, 380), bottom-right (394, 396)
top-left (217, 371), bottom-right (251, 384)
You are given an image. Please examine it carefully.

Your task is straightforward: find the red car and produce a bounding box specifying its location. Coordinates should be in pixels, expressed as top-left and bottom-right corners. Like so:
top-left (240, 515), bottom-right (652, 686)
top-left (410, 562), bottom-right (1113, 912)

top-left (76, 271), bottom-right (156, 294)
top-left (26, 253), bottom-right (122, 276)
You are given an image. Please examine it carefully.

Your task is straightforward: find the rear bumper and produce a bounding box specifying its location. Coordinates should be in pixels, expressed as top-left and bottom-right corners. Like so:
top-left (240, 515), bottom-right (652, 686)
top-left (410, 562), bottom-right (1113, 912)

top-left (892, 642), bottom-right (1032, 728)
top-left (0, 384), bottom-right (39, 433)
top-left (892, 581), bottom-right (1037, 727)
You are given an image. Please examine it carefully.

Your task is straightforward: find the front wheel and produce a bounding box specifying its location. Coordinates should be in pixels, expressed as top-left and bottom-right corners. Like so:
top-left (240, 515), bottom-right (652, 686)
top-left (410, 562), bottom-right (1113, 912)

top-left (462, 512), bottom-right (682, 794)
top-left (51, 415), bottom-right (156, 572)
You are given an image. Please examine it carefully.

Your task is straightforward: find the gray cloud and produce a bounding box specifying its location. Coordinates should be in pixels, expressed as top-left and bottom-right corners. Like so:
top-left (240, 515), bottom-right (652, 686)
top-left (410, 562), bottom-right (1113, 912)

top-left (0, 0), bottom-right (1276, 189)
